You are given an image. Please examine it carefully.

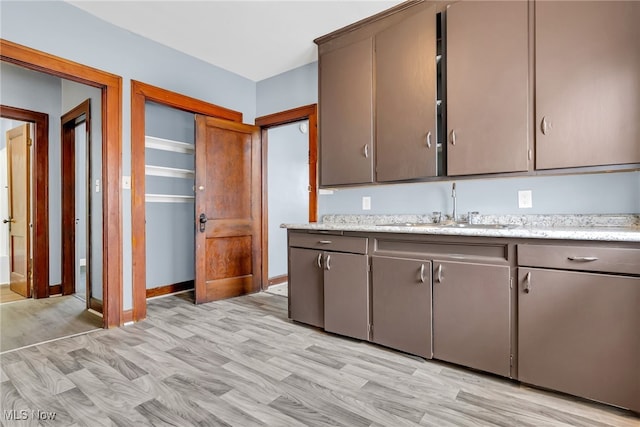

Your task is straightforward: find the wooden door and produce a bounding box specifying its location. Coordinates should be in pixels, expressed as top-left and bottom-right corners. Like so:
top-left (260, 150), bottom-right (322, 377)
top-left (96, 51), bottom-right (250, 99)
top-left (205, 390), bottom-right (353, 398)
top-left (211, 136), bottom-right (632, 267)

top-left (323, 252), bottom-right (369, 340)
top-left (375, 5), bottom-right (438, 182)
top-left (319, 37), bottom-right (374, 186)
top-left (518, 268), bottom-right (640, 413)
top-left (288, 247), bottom-right (324, 328)
top-left (194, 116), bottom-right (262, 303)
top-left (535, 1), bottom-right (640, 169)
top-left (371, 256), bottom-right (432, 359)
top-left (447, 0), bottom-right (529, 176)
top-left (6, 124), bottom-right (31, 298)
top-left (432, 260), bottom-right (511, 376)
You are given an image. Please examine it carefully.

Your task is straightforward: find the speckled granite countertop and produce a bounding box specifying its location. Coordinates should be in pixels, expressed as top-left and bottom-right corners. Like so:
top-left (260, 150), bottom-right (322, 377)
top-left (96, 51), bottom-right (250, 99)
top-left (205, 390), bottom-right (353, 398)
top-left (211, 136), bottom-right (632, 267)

top-left (282, 214), bottom-right (640, 243)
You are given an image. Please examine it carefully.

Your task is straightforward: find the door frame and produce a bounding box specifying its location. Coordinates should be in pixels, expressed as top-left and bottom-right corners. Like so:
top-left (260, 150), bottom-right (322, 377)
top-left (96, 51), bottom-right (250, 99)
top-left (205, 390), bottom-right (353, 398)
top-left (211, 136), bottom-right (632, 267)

top-left (0, 106), bottom-right (49, 299)
top-left (60, 100), bottom-right (96, 310)
top-left (255, 104), bottom-right (318, 288)
top-left (1, 39), bottom-right (122, 327)
top-left (130, 80), bottom-right (243, 322)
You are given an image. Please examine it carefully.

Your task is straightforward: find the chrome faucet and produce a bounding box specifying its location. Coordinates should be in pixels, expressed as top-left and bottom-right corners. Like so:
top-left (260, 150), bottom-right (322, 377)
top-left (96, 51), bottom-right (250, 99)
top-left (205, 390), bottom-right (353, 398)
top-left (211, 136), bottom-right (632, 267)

top-left (451, 182), bottom-right (457, 222)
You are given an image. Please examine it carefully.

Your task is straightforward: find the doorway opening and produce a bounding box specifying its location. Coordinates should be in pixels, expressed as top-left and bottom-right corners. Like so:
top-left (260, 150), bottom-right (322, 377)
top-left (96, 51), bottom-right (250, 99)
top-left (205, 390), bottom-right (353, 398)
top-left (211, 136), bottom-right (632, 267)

top-left (130, 81), bottom-right (247, 322)
top-left (255, 104), bottom-right (318, 292)
top-left (1, 39), bottom-right (122, 328)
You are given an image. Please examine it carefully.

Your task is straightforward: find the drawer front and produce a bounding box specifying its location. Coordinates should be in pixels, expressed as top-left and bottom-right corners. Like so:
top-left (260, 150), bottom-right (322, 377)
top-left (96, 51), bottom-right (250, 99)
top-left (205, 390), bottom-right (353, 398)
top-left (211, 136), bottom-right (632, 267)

top-left (518, 244), bottom-right (640, 275)
top-left (289, 232), bottom-right (368, 254)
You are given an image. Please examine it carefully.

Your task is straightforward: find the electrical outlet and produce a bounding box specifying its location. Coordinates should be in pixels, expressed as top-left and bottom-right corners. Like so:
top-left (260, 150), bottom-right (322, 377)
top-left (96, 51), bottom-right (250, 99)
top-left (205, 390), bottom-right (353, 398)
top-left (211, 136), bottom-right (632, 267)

top-left (362, 196), bottom-right (371, 210)
top-left (122, 176), bottom-right (131, 190)
top-left (518, 190), bottom-right (533, 209)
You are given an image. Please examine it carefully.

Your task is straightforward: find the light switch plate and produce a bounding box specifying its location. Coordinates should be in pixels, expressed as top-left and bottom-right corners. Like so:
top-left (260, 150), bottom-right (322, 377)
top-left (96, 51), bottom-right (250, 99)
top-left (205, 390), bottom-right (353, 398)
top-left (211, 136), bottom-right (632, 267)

top-left (362, 196), bottom-right (371, 210)
top-left (122, 176), bottom-right (131, 190)
top-left (518, 190), bottom-right (533, 209)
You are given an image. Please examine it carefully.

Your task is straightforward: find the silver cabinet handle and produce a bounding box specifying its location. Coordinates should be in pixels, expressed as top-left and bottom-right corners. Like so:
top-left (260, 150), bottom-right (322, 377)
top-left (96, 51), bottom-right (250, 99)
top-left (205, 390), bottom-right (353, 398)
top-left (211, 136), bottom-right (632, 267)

top-left (450, 130), bottom-right (456, 146)
top-left (316, 253), bottom-right (323, 269)
top-left (426, 131), bottom-right (432, 149)
top-left (435, 264), bottom-right (443, 283)
top-left (567, 256), bottom-right (599, 262)
top-left (363, 144), bottom-right (369, 158)
top-left (419, 264), bottom-right (426, 283)
top-left (318, 240), bottom-right (332, 244)
top-left (523, 272), bottom-right (532, 294)
top-left (325, 254), bottom-right (331, 271)
top-left (541, 116), bottom-right (550, 135)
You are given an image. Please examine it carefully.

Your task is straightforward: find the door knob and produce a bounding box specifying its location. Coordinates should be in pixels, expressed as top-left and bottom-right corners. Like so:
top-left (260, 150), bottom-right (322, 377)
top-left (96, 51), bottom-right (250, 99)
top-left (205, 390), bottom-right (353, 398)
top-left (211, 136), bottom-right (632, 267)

top-left (2, 218), bottom-right (14, 224)
top-left (199, 213), bottom-right (207, 233)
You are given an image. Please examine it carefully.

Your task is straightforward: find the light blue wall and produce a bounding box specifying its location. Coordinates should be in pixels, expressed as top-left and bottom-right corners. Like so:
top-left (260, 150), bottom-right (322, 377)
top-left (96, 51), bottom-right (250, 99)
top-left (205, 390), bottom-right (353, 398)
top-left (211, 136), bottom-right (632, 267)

top-left (256, 62), bottom-right (318, 117)
top-left (267, 121), bottom-right (310, 279)
top-left (2, 0), bottom-right (256, 310)
top-left (319, 173), bottom-right (640, 217)
top-left (1, 62), bottom-right (62, 286)
top-left (145, 102), bottom-right (195, 289)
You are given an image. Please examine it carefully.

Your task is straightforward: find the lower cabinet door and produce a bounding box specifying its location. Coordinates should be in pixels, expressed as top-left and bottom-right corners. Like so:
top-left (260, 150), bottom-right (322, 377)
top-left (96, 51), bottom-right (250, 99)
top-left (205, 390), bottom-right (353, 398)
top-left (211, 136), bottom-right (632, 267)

top-left (323, 252), bottom-right (369, 340)
top-left (519, 268), bottom-right (640, 412)
top-left (371, 256), bottom-right (432, 358)
top-left (433, 260), bottom-right (511, 377)
top-left (289, 248), bottom-right (324, 328)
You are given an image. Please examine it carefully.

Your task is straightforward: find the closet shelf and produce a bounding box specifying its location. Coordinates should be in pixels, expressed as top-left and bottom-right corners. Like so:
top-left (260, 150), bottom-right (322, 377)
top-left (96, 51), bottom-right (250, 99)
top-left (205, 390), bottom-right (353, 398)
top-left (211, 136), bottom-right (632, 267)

top-left (145, 165), bottom-right (195, 179)
top-left (145, 135), bottom-right (194, 154)
top-left (145, 194), bottom-right (195, 203)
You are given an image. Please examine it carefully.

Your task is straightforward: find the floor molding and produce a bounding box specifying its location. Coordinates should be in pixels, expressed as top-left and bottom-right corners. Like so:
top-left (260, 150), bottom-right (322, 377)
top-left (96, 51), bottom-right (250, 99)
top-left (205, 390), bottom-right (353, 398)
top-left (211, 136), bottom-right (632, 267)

top-left (268, 274), bottom-right (288, 286)
top-left (146, 280), bottom-right (194, 299)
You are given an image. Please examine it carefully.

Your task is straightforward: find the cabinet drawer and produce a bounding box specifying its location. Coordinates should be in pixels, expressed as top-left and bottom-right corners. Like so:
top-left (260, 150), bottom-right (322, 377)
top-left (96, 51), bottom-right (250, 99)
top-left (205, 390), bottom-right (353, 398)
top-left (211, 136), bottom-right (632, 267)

top-left (289, 232), bottom-right (368, 254)
top-left (518, 244), bottom-right (640, 275)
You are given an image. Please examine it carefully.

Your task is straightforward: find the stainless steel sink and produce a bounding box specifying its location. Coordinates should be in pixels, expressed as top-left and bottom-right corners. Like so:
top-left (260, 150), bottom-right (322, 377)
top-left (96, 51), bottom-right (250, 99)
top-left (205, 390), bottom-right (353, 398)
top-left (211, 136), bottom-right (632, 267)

top-left (446, 223), bottom-right (519, 229)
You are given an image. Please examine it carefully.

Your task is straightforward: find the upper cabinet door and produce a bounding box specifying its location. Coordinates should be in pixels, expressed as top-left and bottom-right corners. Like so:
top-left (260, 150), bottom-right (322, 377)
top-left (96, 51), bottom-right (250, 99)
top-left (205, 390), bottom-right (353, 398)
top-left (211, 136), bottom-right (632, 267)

top-left (375, 5), bottom-right (438, 182)
top-left (535, 1), bottom-right (640, 169)
top-left (319, 38), bottom-right (374, 186)
top-left (447, 1), bottom-right (529, 176)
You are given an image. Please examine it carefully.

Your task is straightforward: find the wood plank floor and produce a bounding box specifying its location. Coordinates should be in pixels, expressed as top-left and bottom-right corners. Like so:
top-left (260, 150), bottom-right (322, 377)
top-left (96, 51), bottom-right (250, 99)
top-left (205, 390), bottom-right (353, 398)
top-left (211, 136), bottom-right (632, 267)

top-left (0, 285), bottom-right (27, 304)
top-left (0, 295), bottom-right (103, 353)
top-left (1, 291), bottom-right (638, 426)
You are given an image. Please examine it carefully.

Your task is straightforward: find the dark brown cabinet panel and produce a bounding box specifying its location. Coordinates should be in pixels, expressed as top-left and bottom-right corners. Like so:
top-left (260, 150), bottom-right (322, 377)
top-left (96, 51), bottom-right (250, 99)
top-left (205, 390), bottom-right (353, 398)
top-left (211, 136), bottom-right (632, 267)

top-left (432, 260), bottom-right (511, 377)
top-left (371, 256), bottom-right (432, 359)
top-left (535, 1), bottom-right (640, 169)
top-left (319, 37), bottom-right (374, 186)
top-left (518, 268), bottom-right (640, 413)
top-left (288, 248), bottom-right (324, 328)
top-left (324, 252), bottom-right (369, 340)
top-left (375, 5), bottom-right (438, 182)
top-left (446, 0), bottom-right (529, 176)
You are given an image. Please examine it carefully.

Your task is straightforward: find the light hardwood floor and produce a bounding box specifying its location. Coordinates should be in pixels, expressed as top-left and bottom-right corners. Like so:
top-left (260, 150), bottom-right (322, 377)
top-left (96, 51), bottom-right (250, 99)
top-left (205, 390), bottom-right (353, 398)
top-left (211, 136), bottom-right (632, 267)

top-left (0, 285), bottom-right (26, 304)
top-left (1, 291), bottom-right (638, 426)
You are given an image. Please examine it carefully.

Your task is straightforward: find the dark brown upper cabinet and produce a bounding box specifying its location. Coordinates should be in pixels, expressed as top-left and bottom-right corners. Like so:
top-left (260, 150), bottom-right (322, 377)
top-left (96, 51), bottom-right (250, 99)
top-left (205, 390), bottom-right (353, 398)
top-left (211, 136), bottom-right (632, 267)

top-left (446, 0), bottom-right (530, 176)
top-left (319, 37), bottom-right (374, 186)
top-left (535, 1), bottom-right (640, 169)
top-left (375, 5), bottom-right (438, 182)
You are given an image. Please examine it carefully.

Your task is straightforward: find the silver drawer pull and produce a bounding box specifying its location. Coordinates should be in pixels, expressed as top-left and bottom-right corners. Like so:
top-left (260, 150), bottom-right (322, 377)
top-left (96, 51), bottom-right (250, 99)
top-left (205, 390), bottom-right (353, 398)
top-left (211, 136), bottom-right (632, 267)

top-left (318, 240), bottom-right (332, 244)
top-left (316, 253), bottom-right (323, 269)
top-left (419, 264), bottom-right (425, 283)
top-left (426, 131), bottom-right (432, 149)
top-left (435, 264), bottom-right (443, 283)
top-left (325, 254), bottom-right (331, 271)
top-left (567, 256), bottom-right (599, 262)
top-left (523, 272), bottom-right (532, 294)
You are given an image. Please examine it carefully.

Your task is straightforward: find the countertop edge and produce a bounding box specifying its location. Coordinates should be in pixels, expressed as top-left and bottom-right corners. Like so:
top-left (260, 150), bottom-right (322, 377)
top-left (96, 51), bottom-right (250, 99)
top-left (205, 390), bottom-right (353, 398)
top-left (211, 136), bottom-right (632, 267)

top-left (281, 223), bottom-right (640, 243)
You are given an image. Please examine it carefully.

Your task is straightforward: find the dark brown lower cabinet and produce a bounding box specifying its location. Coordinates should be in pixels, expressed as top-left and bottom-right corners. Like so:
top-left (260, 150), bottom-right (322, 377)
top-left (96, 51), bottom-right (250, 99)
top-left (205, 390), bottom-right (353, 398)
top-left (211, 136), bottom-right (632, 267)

top-left (323, 252), bottom-right (369, 340)
top-left (432, 260), bottom-right (512, 377)
top-left (289, 248), bottom-right (324, 328)
top-left (518, 268), bottom-right (640, 413)
top-left (371, 256), bottom-right (432, 359)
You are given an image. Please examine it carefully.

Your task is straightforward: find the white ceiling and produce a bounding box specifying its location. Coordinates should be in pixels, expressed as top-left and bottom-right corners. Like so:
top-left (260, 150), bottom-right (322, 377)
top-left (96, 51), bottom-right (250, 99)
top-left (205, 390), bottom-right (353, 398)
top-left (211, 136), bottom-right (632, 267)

top-left (66, 1), bottom-right (404, 82)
